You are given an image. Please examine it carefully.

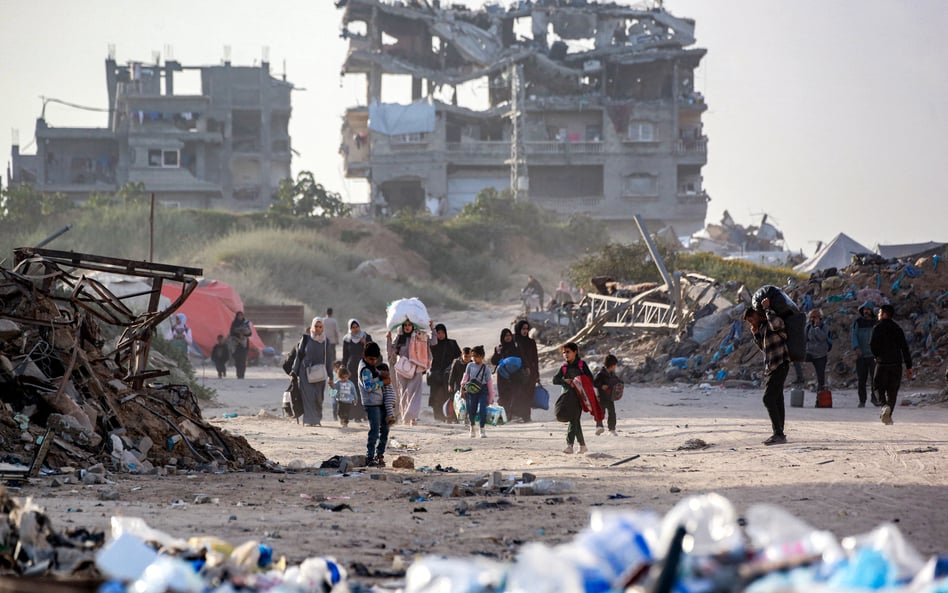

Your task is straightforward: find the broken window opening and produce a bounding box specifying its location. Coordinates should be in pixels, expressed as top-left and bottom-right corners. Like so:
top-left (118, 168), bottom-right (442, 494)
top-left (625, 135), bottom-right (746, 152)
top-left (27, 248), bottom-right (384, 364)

top-left (148, 148), bottom-right (180, 168)
top-left (625, 173), bottom-right (658, 197)
top-left (627, 122), bottom-right (657, 143)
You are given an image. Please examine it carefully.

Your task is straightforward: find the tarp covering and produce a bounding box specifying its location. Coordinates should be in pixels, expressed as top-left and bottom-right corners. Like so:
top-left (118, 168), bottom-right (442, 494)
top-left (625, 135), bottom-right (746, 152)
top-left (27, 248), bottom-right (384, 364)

top-left (876, 241), bottom-right (946, 259)
top-left (368, 100), bottom-right (436, 136)
top-left (793, 233), bottom-right (872, 274)
top-left (160, 279), bottom-right (265, 358)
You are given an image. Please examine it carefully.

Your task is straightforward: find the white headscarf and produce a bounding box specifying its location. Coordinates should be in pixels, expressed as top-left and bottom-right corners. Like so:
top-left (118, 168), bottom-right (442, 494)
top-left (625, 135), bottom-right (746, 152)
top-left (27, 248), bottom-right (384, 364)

top-left (309, 316), bottom-right (326, 343)
top-left (346, 318), bottom-right (366, 343)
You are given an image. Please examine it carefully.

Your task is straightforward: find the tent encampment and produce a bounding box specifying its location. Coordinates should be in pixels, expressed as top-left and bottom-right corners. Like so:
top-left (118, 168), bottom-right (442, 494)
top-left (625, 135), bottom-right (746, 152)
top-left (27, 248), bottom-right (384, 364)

top-left (793, 233), bottom-right (872, 274)
top-left (160, 279), bottom-right (265, 358)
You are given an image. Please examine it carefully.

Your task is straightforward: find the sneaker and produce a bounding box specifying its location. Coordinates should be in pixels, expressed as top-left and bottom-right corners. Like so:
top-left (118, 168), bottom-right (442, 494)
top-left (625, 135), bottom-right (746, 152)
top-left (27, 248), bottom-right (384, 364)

top-left (479, 427), bottom-right (486, 438)
top-left (608, 430), bottom-right (618, 436)
top-left (578, 445), bottom-right (588, 454)
top-left (857, 402), bottom-right (866, 408)
top-left (470, 425), bottom-right (477, 438)
top-left (563, 445), bottom-right (574, 454)
top-left (595, 424), bottom-right (605, 436)
top-left (366, 457), bottom-right (378, 467)
top-left (375, 455), bottom-right (386, 467)
top-left (881, 406), bottom-right (893, 425)
top-left (763, 434), bottom-right (787, 446)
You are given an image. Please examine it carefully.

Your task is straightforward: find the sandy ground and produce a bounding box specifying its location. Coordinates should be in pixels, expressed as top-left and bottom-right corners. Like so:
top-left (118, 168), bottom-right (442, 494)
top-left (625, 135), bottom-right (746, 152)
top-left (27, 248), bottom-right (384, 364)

top-left (14, 305), bottom-right (948, 585)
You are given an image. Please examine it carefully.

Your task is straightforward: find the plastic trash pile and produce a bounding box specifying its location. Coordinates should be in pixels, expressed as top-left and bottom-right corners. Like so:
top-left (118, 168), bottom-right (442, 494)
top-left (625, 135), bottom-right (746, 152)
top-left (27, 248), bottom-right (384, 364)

top-left (4, 489), bottom-right (948, 592)
top-left (404, 493), bottom-right (948, 593)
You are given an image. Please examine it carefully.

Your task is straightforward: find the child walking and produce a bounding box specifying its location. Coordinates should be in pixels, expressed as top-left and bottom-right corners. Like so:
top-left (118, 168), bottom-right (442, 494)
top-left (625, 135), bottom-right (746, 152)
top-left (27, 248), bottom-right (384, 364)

top-left (461, 345), bottom-right (495, 438)
top-left (359, 342), bottom-right (394, 467)
top-left (446, 347), bottom-right (473, 423)
top-left (332, 367), bottom-right (358, 428)
top-left (211, 334), bottom-right (229, 378)
top-left (552, 342), bottom-right (595, 454)
top-left (593, 354), bottom-right (622, 436)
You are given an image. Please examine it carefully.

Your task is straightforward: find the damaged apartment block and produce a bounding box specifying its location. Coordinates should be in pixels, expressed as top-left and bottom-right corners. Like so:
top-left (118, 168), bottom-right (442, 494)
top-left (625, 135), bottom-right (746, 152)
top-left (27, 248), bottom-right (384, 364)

top-left (9, 49), bottom-right (293, 211)
top-left (338, 0), bottom-right (709, 240)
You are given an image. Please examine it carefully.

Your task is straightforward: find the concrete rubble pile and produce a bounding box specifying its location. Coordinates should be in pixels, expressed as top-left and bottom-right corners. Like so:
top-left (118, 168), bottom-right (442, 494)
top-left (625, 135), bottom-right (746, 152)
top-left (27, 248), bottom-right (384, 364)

top-left (585, 251), bottom-right (948, 392)
top-left (0, 247), bottom-right (266, 479)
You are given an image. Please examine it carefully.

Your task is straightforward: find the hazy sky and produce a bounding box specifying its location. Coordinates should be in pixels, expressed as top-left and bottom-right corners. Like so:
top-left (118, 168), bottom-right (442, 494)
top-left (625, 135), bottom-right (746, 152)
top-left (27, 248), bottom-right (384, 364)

top-left (2, 0), bottom-right (945, 253)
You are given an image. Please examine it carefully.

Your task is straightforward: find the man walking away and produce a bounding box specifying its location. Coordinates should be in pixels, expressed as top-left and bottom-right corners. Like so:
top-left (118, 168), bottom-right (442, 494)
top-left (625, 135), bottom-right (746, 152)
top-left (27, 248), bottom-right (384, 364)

top-left (851, 302), bottom-right (878, 407)
top-left (870, 304), bottom-right (914, 425)
top-left (744, 297), bottom-right (790, 445)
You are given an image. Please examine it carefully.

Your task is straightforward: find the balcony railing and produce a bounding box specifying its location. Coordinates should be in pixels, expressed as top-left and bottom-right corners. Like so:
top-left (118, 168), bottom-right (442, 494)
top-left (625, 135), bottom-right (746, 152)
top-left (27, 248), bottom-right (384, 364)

top-left (526, 141), bottom-right (603, 155)
top-left (675, 138), bottom-right (707, 154)
top-left (531, 195), bottom-right (603, 213)
top-left (446, 141), bottom-right (509, 156)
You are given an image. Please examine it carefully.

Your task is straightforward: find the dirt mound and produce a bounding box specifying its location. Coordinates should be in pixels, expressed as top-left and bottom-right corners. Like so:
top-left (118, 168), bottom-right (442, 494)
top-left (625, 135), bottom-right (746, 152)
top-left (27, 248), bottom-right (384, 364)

top-left (324, 217), bottom-right (432, 281)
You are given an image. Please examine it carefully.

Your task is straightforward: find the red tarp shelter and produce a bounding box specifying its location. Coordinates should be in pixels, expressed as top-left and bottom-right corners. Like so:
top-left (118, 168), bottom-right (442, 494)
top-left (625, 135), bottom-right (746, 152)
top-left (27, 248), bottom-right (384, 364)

top-left (161, 279), bottom-right (265, 358)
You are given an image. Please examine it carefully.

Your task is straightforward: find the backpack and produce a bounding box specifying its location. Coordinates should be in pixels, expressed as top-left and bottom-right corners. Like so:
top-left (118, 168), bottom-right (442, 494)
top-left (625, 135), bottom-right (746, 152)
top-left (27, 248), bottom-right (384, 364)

top-left (752, 286), bottom-right (806, 362)
top-left (497, 356), bottom-right (523, 380)
top-left (282, 335), bottom-right (307, 375)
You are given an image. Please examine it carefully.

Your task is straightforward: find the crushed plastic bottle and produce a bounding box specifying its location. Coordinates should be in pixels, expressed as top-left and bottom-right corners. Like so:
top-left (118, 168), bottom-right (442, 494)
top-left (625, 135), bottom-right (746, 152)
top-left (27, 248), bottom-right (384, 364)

top-left (529, 479), bottom-right (575, 495)
top-left (405, 555), bottom-right (506, 593)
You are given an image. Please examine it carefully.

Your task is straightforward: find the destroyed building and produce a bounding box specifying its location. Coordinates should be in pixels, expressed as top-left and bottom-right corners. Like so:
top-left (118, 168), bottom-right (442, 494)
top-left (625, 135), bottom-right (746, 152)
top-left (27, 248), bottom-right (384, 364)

top-left (338, 0), bottom-right (710, 241)
top-left (8, 51), bottom-right (293, 211)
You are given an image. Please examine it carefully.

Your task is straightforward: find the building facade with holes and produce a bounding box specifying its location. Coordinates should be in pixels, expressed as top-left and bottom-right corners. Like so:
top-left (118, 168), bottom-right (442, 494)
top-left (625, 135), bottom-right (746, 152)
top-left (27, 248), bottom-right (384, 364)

top-left (338, 0), bottom-right (710, 241)
top-left (8, 57), bottom-right (293, 211)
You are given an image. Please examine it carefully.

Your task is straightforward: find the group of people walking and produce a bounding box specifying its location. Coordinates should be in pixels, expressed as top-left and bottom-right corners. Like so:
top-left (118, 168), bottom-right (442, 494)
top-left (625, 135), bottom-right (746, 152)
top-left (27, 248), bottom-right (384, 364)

top-left (282, 306), bottom-right (626, 456)
top-left (165, 310), bottom-right (255, 379)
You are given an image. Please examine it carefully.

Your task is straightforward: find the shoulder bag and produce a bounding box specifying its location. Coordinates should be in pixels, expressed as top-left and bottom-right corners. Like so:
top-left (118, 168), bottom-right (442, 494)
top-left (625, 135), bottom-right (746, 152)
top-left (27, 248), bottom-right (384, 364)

top-left (394, 355), bottom-right (416, 379)
top-left (306, 339), bottom-right (329, 383)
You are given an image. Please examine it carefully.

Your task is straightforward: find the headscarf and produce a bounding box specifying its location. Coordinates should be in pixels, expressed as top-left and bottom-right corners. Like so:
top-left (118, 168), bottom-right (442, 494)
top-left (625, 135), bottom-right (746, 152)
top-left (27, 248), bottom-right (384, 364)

top-left (309, 316), bottom-right (326, 343)
top-left (346, 318), bottom-right (366, 343)
top-left (497, 328), bottom-right (518, 358)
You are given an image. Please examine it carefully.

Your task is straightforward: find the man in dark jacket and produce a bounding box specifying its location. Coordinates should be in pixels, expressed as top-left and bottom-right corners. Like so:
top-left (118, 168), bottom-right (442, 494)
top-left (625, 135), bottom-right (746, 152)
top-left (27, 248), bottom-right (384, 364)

top-left (851, 302), bottom-right (878, 407)
top-left (869, 304), bottom-right (914, 425)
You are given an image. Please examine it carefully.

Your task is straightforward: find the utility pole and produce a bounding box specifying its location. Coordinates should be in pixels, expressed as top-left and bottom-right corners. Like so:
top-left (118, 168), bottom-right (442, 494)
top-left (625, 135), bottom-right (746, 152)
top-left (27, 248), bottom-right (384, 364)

top-left (507, 63), bottom-right (528, 201)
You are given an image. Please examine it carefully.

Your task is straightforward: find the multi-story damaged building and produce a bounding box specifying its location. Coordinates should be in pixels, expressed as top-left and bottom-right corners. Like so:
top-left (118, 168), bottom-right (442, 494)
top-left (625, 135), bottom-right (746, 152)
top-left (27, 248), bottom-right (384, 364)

top-left (8, 55), bottom-right (293, 210)
top-left (338, 0), bottom-right (710, 240)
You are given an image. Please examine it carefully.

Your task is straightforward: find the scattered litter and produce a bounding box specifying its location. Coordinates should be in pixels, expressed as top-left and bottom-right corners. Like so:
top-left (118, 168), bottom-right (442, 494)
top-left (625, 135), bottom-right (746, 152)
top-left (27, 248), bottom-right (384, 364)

top-left (677, 439), bottom-right (710, 451)
top-left (609, 454), bottom-right (641, 467)
top-left (317, 501), bottom-right (353, 512)
top-left (898, 446), bottom-right (938, 454)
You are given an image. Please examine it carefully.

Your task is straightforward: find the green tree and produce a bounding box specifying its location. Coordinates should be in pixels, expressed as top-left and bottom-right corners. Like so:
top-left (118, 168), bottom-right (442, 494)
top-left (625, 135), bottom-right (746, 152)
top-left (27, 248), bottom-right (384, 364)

top-left (0, 183), bottom-right (73, 225)
top-left (271, 171), bottom-right (351, 218)
top-left (86, 181), bottom-right (148, 208)
top-left (454, 187), bottom-right (554, 228)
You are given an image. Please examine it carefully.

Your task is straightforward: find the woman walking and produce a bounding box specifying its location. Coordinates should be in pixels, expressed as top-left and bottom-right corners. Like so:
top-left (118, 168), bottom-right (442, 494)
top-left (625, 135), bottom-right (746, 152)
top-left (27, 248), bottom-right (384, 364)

top-left (228, 311), bottom-right (253, 379)
top-left (428, 323), bottom-right (461, 422)
top-left (342, 318), bottom-right (372, 421)
top-left (386, 319), bottom-right (436, 425)
top-left (290, 317), bottom-right (333, 427)
top-left (511, 319), bottom-right (539, 422)
top-left (489, 328), bottom-right (520, 413)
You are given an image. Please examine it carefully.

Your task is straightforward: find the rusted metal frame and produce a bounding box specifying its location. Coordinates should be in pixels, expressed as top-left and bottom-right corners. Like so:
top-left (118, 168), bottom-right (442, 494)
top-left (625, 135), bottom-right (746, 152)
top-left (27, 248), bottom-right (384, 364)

top-left (70, 275), bottom-right (138, 327)
top-left (13, 247), bottom-right (202, 278)
top-left (11, 247), bottom-right (203, 389)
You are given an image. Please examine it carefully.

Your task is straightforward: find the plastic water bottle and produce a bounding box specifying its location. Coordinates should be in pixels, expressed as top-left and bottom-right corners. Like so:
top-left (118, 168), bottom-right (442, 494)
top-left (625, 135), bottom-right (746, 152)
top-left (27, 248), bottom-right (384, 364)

top-left (405, 555), bottom-right (506, 593)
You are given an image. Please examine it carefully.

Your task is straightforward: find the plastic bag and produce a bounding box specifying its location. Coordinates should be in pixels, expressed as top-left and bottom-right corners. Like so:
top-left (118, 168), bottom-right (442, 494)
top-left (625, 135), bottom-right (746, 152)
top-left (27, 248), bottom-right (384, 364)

top-left (386, 297), bottom-right (430, 332)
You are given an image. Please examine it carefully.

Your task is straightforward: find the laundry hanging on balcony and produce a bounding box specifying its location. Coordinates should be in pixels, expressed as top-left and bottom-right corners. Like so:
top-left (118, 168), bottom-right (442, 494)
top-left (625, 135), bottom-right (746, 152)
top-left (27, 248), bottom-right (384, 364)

top-left (368, 100), bottom-right (436, 136)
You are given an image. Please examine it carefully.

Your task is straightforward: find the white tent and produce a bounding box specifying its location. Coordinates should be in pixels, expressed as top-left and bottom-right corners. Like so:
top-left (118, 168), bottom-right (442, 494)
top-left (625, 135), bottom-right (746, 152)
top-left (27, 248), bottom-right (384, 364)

top-left (793, 233), bottom-right (872, 274)
top-left (876, 241), bottom-right (946, 259)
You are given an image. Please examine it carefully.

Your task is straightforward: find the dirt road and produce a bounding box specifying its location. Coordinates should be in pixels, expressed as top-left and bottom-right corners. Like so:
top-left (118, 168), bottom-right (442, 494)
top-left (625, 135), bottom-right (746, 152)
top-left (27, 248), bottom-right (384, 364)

top-left (15, 304), bottom-right (948, 586)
